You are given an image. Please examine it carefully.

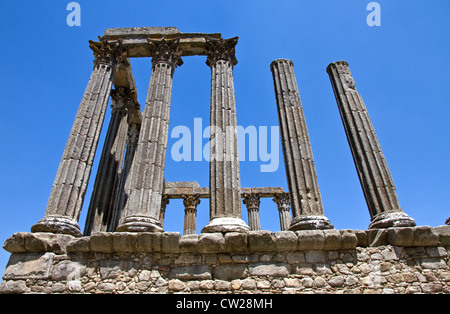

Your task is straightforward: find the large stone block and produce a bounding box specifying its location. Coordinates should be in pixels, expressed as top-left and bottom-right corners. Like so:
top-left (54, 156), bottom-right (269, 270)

top-left (161, 232), bottom-right (181, 253)
top-left (224, 232), bottom-right (248, 253)
top-left (89, 232), bottom-right (113, 252)
top-left (274, 231), bottom-right (298, 251)
top-left (413, 226), bottom-right (439, 247)
top-left (248, 231), bottom-right (275, 252)
top-left (198, 233), bottom-right (225, 253)
top-left (3, 233), bottom-right (74, 254)
top-left (3, 253), bottom-right (54, 280)
top-left (248, 263), bottom-right (290, 277)
top-left (297, 230), bottom-right (325, 250)
top-left (213, 264), bottom-right (248, 280)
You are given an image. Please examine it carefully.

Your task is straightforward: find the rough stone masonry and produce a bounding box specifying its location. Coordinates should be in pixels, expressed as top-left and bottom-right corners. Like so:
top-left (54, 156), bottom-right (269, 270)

top-left (1, 226), bottom-right (449, 294)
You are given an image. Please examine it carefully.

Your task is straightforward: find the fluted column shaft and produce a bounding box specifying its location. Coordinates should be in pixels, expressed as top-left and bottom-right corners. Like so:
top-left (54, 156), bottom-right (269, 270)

top-left (83, 88), bottom-right (135, 235)
top-left (326, 61), bottom-right (415, 229)
top-left (32, 40), bottom-right (123, 236)
top-left (273, 193), bottom-right (292, 231)
top-left (183, 195), bottom-right (201, 235)
top-left (202, 37), bottom-right (249, 233)
top-left (117, 38), bottom-right (183, 232)
top-left (109, 115), bottom-right (141, 231)
top-left (243, 193), bottom-right (262, 231)
top-left (270, 59), bottom-right (333, 231)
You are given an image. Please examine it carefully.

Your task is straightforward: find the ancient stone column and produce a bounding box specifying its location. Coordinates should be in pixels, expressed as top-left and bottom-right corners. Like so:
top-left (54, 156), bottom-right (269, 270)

top-left (83, 87), bottom-right (136, 235)
top-left (159, 195), bottom-right (170, 228)
top-left (182, 194), bottom-right (201, 235)
top-left (273, 193), bottom-right (292, 231)
top-left (109, 109), bottom-right (142, 232)
top-left (32, 39), bottom-right (124, 236)
top-left (201, 37), bottom-right (250, 233)
top-left (270, 59), bottom-right (333, 231)
top-left (326, 61), bottom-right (416, 229)
top-left (117, 38), bottom-right (183, 232)
top-left (243, 193), bottom-right (262, 231)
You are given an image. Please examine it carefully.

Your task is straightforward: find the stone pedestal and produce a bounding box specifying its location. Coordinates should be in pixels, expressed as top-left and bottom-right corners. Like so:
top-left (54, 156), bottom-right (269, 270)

top-left (32, 39), bottom-right (124, 237)
top-left (117, 38), bottom-right (183, 232)
top-left (273, 193), bottom-right (292, 231)
top-left (270, 59), bottom-right (333, 231)
top-left (202, 37), bottom-right (249, 233)
top-left (326, 61), bottom-right (415, 229)
top-left (243, 193), bottom-right (262, 231)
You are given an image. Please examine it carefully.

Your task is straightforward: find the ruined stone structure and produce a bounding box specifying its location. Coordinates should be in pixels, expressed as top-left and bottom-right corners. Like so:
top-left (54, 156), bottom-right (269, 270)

top-left (1, 27), bottom-right (449, 294)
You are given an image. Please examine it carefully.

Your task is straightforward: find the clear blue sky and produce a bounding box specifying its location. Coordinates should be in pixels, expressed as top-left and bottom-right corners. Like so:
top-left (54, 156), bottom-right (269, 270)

top-left (1, 1), bottom-right (449, 274)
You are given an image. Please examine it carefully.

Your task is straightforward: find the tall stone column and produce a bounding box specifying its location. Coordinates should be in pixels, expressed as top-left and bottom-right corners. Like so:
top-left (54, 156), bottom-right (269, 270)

top-left (326, 61), bottom-right (416, 229)
top-left (117, 38), bottom-right (183, 232)
top-left (109, 108), bottom-right (142, 232)
top-left (273, 193), bottom-right (292, 231)
top-left (182, 194), bottom-right (201, 235)
top-left (201, 37), bottom-right (250, 233)
top-left (83, 87), bottom-right (136, 235)
top-left (243, 193), bottom-right (262, 231)
top-left (32, 39), bottom-right (124, 236)
top-left (270, 59), bottom-right (333, 231)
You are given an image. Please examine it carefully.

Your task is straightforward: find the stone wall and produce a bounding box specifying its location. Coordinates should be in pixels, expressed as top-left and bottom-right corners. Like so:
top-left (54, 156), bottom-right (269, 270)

top-left (1, 225), bottom-right (449, 294)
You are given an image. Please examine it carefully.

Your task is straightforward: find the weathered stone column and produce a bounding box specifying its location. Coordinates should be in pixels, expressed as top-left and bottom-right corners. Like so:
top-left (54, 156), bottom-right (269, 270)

top-left (270, 59), bottom-right (333, 231)
top-left (326, 61), bottom-right (416, 229)
top-left (201, 37), bottom-right (250, 233)
top-left (243, 193), bottom-right (261, 231)
top-left (159, 195), bottom-right (170, 228)
top-left (273, 193), bottom-right (292, 231)
top-left (117, 38), bottom-right (183, 232)
top-left (83, 87), bottom-right (136, 235)
top-left (108, 109), bottom-right (142, 232)
top-left (31, 39), bottom-right (124, 236)
top-left (182, 194), bottom-right (201, 235)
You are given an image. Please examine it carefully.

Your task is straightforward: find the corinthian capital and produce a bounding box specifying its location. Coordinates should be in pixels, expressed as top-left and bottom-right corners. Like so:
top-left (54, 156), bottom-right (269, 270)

top-left (273, 193), bottom-right (290, 209)
top-left (243, 193), bottom-right (261, 209)
top-left (147, 37), bottom-right (183, 68)
top-left (89, 36), bottom-right (125, 67)
top-left (182, 194), bottom-right (201, 210)
top-left (110, 87), bottom-right (139, 112)
top-left (205, 37), bottom-right (239, 67)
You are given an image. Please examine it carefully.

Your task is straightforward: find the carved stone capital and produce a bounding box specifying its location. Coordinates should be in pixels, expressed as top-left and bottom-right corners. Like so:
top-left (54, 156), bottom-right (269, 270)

top-left (110, 87), bottom-right (139, 113)
top-left (243, 193), bottom-right (261, 209)
top-left (205, 37), bottom-right (238, 67)
top-left (89, 37), bottom-right (126, 67)
top-left (147, 37), bottom-right (183, 69)
top-left (161, 195), bottom-right (170, 211)
top-left (182, 194), bottom-right (201, 211)
top-left (273, 193), bottom-right (290, 211)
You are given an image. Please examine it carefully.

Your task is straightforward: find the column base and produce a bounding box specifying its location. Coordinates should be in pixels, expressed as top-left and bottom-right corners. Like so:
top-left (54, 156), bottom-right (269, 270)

top-left (201, 217), bottom-right (250, 233)
top-left (31, 216), bottom-right (82, 237)
top-left (116, 215), bottom-right (164, 233)
top-left (288, 215), bottom-right (334, 231)
top-left (369, 211), bottom-right (416, 229)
